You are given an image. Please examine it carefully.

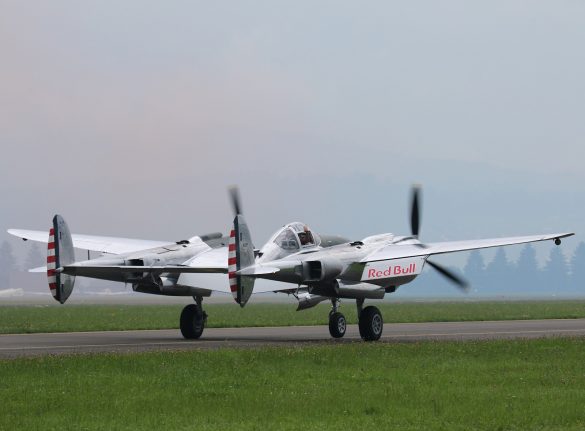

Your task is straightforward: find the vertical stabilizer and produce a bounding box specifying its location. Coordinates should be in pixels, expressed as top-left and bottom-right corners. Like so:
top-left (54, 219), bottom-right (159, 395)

top-left (228, 214), bottom-right (255, 307)
top-left (47, 215), bottom-right (76, 304)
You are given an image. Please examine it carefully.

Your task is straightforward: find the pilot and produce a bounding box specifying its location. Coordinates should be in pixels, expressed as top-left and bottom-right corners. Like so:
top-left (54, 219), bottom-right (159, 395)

top-left (299, 226), bottom-right (314, 246)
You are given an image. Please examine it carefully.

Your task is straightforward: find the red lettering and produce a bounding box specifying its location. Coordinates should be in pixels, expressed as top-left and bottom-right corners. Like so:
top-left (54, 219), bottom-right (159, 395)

top-left (369, 263), bottom-right (420, 279)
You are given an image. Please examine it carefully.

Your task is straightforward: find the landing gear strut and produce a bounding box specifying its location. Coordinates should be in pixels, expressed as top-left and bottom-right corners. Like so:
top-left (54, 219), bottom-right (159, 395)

top-left (357, 298), bottom-right (383, 341)
top-left (328, 299), bottom-right (346, 338)
top-left (180, 296), bottom-right (207, 339)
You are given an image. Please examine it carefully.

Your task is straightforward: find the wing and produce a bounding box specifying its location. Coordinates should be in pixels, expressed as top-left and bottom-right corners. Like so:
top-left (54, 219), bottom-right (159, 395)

top-left (182, 246), bottom-right (229, 272)
top-left (362, 232), bottom-right (574, 263)
top-left (7, 229), bottom-right (173, 254)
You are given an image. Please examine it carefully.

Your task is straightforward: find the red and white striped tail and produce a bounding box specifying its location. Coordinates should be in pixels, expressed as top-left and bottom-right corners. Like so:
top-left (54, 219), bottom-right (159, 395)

top-left (47, 215), bottom-right (76, 304)
top-left (47, 228), bottom-right (57, 298)
top-left (228, 229), bottom-right (238, 300)
top-left (227, 214), bottom-right (256, 306)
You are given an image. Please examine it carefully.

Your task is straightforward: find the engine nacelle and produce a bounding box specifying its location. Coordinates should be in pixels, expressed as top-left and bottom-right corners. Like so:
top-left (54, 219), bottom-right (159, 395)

top-left (301, 258), bottom-right (343, 282)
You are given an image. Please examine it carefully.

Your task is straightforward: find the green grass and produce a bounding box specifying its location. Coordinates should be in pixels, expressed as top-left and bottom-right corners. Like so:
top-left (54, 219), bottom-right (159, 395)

top-left (1, 300), bottom-right (585, 334)
top-left (1, 338), bottom-right (585, 430)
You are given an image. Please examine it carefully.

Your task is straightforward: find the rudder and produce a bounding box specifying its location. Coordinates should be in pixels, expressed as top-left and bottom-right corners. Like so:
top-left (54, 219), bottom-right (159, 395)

top-left (47, 215), bottom-right (76, 304)
top-left (228, 214), bottom-right (255, 307)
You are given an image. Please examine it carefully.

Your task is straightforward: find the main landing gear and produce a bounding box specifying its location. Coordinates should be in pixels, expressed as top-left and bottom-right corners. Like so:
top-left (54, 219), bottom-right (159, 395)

top-left (327, 298), bottom-right (384, 341)
top-left (180, 296), bottom-right (207, 339)
top-left (356, 298), bottom-right (383, 342)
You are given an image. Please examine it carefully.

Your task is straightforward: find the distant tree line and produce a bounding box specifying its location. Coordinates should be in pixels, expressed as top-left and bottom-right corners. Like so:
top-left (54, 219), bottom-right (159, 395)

top-left (397, 242), bottom-right (585, 297)
top-left (0, 241), bottom-right (17, 289)
top-left (0, 241), bottom-right (44, 290)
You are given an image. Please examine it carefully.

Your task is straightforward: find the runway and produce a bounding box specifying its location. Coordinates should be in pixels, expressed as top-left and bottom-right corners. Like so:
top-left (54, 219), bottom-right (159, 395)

top-left (2, 318), bottom-right (585, 358)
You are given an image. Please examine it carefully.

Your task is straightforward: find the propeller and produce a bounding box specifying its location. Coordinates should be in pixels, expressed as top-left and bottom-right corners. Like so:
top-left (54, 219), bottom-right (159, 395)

top-left (426, 259), bottom-right (469, 292)
top-left (394, 185), bottom-right (426, 247)
top-left (410, 185), bottom-right (421, 238)
top-left (228, 185), bottom-right (242, 216)
top-left (409, 184), bottom-right (469, 292)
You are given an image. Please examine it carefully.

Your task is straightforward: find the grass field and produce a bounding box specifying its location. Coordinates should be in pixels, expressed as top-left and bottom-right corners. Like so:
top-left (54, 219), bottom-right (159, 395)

top-left (2, 300), bottom-right (585, 334)
top-left (1, 338), bottom-right (584, 430)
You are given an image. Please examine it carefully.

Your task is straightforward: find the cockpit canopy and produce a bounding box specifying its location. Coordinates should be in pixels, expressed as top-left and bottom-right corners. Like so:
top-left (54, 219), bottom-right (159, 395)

top-left (278, 222), bottom-right (320, 249)
top-left (258, 222), bottom-right (321, 262)
top-left (273, 228), bottom-right (299, 251)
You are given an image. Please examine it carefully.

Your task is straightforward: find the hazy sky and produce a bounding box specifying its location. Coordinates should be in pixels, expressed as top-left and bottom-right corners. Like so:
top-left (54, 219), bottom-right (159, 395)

top-left (1, 1), bottom-right (583, 268)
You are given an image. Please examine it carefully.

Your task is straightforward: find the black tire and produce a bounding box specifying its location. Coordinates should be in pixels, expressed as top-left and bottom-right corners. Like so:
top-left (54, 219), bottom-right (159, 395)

top-left (180, 304), bottom-right (205, 339)
top-left (358, 306), bottom-right (383, 341)
top-left (328, 312), bottom-right (347, 338)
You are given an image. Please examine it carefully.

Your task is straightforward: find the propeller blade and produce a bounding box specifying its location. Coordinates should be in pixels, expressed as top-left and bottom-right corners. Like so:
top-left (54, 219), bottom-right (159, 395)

top-left (426, 259), bottom-right (469, 292)
top-left (410, 185), bottom-right (421, 238)
top-left (228, 186), bottom-right (242, 216)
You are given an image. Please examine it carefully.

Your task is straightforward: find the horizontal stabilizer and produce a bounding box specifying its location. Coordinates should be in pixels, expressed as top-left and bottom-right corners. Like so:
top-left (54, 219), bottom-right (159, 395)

top-left (62, 265), bottom-right (228, 278)
top-left (29, 266), bottom-right (47, 273)
top-left (237, 266), bottom-right (280, 276)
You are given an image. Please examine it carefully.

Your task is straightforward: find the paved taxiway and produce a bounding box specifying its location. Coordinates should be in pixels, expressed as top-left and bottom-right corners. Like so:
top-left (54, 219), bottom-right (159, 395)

top-left (2, 319), bottom-right (585, 358)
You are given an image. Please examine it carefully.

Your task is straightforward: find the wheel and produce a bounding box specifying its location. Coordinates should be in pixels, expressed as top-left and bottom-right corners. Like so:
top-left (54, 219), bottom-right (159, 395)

top-left (180, 304), bottom-right (205, 339)
top-left (358, 306), bottom-right (383, 341)
top-left (328, 312), bottom-right (347, 338)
